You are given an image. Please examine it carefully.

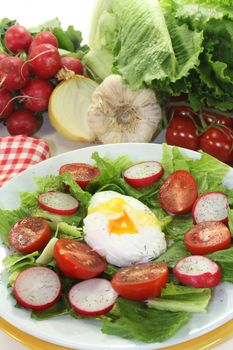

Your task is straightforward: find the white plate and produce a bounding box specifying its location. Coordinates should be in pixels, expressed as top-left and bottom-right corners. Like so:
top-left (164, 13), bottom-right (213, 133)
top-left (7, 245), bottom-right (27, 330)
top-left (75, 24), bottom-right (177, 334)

top-left (0, 143), bottom-right (233, 350)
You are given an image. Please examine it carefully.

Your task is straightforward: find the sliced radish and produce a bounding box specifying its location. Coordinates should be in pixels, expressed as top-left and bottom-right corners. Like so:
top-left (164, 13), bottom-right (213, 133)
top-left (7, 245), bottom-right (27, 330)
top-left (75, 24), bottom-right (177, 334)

top-left (192, 192), bottom-right (228, 224)
top-left (13, 266), bottom-right (61, 310)
top-left (123, 161), bottom-right (164, 188)
top-left (38, 191), bottom-right (79, 215)
top-left (173, 255), bottom-right (222, 288)
top-left (68, 278), bottom-right (118, 316)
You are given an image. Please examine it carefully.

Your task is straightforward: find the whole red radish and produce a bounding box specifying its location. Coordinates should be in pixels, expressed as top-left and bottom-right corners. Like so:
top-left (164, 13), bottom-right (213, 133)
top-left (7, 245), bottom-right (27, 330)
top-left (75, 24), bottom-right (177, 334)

top-left (0, 53), bottom-right (8, 61)
top-left (0, 56), bottom-right (30, 90)
top-left (7, 109), bottom-right (38, 136)
top-left (29, 31), bottom-right (58, 53)
top-left (22, 78), bottom-right (53, 112)
top-left (60, 56), bottom-right (84, 75)
top-left (0, 89), bottom-right (15, 119)
top-left (28, 43), bottom-right (61, 79)
top-left (4, 24), bottom-right (32, 53)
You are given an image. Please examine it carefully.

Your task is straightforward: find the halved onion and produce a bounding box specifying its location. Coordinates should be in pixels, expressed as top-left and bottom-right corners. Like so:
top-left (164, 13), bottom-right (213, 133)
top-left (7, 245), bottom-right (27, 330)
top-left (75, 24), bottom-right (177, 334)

top-left (48, 76), bottom-right (98, 142)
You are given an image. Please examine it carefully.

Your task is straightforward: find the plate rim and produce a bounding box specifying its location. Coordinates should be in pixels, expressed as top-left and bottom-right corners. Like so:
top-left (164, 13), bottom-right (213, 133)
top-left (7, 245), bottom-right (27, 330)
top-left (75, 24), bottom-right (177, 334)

top-left (0, 142), bottom-right (233, 350)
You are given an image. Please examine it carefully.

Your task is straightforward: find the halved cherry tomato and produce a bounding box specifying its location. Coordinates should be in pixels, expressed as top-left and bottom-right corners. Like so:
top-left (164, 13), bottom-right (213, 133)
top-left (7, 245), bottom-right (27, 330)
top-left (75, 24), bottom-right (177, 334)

top-left (184, 221), bottom-right (231, 255)
top-left (59, 163), bottom-right (100, 189)
top-left (53, 238), bottom-right (107, 279)
top-left (200, 126), bottom-right (233, 163)
top-left (166, 114), bottom-right (200, 151)
top-left (8, 217), bottom-right (51, 253)
top-left (111, 262), bottom-right (168, 301)
top-left (159, 170), bottom-right (198, 215)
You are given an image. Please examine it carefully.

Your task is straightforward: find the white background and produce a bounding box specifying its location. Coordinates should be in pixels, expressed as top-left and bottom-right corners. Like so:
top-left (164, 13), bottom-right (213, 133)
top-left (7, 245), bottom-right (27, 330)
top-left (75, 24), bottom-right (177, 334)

top-left (0, 0), bottom-right (233, 349)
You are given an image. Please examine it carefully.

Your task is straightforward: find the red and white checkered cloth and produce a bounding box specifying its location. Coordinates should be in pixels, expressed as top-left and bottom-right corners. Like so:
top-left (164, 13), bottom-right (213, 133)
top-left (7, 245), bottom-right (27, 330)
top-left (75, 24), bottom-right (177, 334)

top-left (0, 135), bottom-right (50, 187)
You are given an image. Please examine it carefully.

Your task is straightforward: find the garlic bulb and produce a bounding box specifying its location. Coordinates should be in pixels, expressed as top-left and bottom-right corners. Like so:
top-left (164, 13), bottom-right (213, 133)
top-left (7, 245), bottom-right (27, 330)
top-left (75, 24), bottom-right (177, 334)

top-left (87, 74), bottom-right (162, 144)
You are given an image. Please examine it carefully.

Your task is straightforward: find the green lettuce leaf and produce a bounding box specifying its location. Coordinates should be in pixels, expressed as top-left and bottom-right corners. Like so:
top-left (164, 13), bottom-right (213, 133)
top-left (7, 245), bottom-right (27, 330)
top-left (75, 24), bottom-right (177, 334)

top-left (229, 209), bottom-right (233, 236)
top-left (102, 297), bottom-right (190, 343)
top-left (147, 283), bottom-right (211, 313)
top-left (208, 246), bottom-right (233, 282)
top-left (4, 251), bottom-right (39, 287)
top-left (156, 241), bottom-right (190, 267)
top-left (165, 216), bottom-right (194, 241)
top-left (3, 251), bottom-right (39, 272)
top-left (0, 208), bottom-right (30, 246)
top-left (86, 152), bottom-right (132, 192)
top-left (86, 0), bottom-right (203, 90)
top-left (31, 297), bottom-right (69, 320)
top-left (60, 173), bottom-right (91, 207)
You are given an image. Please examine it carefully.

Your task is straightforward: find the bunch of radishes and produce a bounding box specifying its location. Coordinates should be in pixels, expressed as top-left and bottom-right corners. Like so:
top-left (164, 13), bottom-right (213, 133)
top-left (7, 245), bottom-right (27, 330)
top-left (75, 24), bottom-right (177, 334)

top-left (0, 23), bottom-right (84, 136)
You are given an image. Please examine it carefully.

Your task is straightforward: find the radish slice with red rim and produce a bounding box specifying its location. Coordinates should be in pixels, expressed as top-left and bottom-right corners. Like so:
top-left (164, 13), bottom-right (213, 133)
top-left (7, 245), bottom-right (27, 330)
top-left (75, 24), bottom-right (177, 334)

top-left (13, 266), bottom-right (61, 310)
top-left (123, 161), bottom-right (164, 188)
top-left (38, 191), bottom-right (79, 215)
top-left (173, 255), bottom-right (222, 288)
top-left (69, 278), bottom-right (118, 316)
top-left (192, 192), bottom-right (228, 224)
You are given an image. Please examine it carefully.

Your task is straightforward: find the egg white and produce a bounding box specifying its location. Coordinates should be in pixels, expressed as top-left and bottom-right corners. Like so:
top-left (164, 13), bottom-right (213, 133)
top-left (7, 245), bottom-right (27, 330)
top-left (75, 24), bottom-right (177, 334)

top-left (83, 191), bottom-right (167, 267)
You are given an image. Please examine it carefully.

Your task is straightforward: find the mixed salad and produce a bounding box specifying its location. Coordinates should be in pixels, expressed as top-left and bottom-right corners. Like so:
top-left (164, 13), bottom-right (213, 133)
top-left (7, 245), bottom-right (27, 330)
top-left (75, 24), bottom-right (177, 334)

top-left (0, 144), bottom-right (233, 344)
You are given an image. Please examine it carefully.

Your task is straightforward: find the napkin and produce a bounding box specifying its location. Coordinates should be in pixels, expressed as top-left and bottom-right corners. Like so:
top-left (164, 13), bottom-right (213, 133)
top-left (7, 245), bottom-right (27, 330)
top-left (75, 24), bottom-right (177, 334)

top-left (0, 135), bottom-right (50, 187)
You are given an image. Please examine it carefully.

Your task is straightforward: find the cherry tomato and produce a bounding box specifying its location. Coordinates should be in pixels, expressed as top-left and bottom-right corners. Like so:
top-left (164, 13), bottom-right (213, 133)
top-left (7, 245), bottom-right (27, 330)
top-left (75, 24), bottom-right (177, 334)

top-left (8, 217), bottom-right (51, 253)
top-left (202, 110), bottom-right (233, 129)
top-left (59, 163), bottom-right (100, 189)
top-left (166, 114), bottom-right (200, 151)
top-left (184, 221), bottom-right (231, 255)
top-left (111, 262), bottom-right (168, 301)
top-left (165, 105), bottom-right (196, 122)
top-left (159, 170), bottom-right (198, 215)
top-left (200, 126), bottom-right (233, 163)
top-left (53, 238), bottom-right (107, 279)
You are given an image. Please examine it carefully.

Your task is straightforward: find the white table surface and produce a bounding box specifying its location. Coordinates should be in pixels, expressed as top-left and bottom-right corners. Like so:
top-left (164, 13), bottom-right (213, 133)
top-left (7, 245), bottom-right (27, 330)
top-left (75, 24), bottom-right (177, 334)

top-left (0, 1), bottom-right (233, 349)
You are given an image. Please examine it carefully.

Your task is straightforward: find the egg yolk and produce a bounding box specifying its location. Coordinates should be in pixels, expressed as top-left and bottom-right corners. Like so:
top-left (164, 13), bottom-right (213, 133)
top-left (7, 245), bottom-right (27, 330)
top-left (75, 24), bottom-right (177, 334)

top-left (88, 197), bottom-right (160, 235)
top-left (108, 208), bottom-right (137, 234)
